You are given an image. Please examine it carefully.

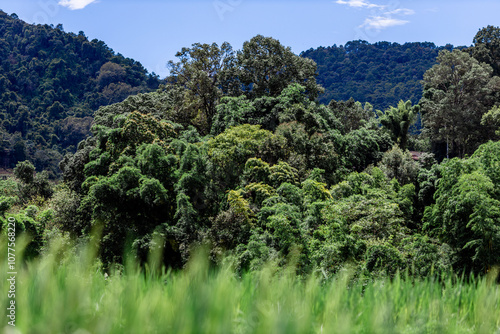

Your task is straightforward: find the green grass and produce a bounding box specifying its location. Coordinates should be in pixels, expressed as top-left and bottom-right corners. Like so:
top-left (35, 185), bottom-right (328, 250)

top-left (1, 236), bottom-right (499, 334)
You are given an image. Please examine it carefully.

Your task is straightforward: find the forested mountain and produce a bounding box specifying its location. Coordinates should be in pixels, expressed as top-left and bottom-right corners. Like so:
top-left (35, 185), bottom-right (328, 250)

top-left (0, 11), bottom-right (160, 176)
top-left (301, 41), bottom-right (455, 109)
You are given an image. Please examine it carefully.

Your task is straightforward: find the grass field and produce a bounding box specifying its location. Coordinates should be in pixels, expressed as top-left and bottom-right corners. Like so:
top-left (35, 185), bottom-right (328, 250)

top-left (1, 236), bottom-right (500, 334)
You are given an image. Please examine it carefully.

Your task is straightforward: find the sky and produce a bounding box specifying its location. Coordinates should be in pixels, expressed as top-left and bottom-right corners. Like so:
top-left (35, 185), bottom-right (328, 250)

top-left (1, 0), bottom-right (499, 78)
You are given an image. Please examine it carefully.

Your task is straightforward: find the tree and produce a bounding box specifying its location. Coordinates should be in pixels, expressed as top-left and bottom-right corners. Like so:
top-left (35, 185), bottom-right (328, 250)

top-left (97, 61), bottom-right (126, 87)
top-left (423, 141), bottom-right (500, 273)
top-left (238, 35), bottom-right (323, 100)
top-left (61, 104), bottom-right (181, 264)
top-left (378, 145), bottom-right (419, 186)
top-left (99, 82), bottom-right (140, 105)
top-left (106, 111), bottom-right (177, 159)
top-left (47, 101), bottom-right (65, 119)
top-left (420, 49), bottom-right (500, 158)
top-left (470, 25), bottom-right (500, 76)
top-left (206, 124), bottom-right (284, 196)
top-left (169, 141), bottom-right (209, 262)
top-left (320, 173), bottom-right (410, 277)
top-left (328, 98), bottom-right (374, 135)
top-left (212, 83), bottom-right (340, 136)
top-left (14, 160), bottom-right (53, 203)
top-left (274, 120), bottom-right (341, 183)
top-left (210, 95), bottom-right (255, 135)
top-left (481, 106), bottom-right (500, 136)
top-left (341, 119), bottom-right (393, 172)
top-left (51, 185), bottom-right (83, 233)
top-left (60, 137), bottom-right (96, 193)
top-left (84, 165), bottom-right (173, 264)
top-left (14, 160), bottom-right (35, 184)
top-left (168, 42), bottom-right (236, 134)
top-left (378, 100), bottom-right (419, 150)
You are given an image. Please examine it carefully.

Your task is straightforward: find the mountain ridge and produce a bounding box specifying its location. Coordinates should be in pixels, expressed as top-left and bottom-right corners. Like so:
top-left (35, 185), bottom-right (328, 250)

top-left (301, 40), bottom-right (457, 110)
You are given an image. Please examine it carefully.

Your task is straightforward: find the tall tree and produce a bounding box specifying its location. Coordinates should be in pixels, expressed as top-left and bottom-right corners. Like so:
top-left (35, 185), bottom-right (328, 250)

top-left (420, 49), bottom-right (500, 158)
top-left (167, 42), bottom-right (236, 134)
top-left (470, 25), bottom-right (500, 77)
top-left (238, 35), bottom-right (323, 100)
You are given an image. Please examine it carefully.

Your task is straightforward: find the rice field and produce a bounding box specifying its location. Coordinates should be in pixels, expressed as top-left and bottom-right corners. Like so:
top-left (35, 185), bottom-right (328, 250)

top-left (1, 236), bottom-right (499, 334)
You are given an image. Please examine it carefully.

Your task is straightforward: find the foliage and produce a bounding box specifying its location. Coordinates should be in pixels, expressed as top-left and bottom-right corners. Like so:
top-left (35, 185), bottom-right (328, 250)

top-left (340, 119), bottom-right (393, 172)
top-left (14, 160), bottom-right (53, 203)
top-left (302, 40), bottom-right (453, 109)
top-left (469, 25), bottom-right (500, 76)
top-left (327, 98), bottom-right (374, 134)
top-left (238, 35), bottom-right (323, 100)
top-left (166, 36), bottom-right (324, 135)
top-left (4, 26), bottom-right (500, 282)
top-left (423, 141), bottom-right (500, 273)
top-left (420, 49), bottom-right (500, 158)
top-left (207, 124), bottom-right (282, 192)
top-left (377, 145), bottom-right (419, 186)
top-left (378, 100), bottom-right (419, 150)
top-left (167, 42), bottom-right (236, 134)
top-left (62, 109), bottom-right (180, 263)
top-left (481, 105), bottom-right (500, 136)
top-left (0, 11), bottom-right (160, 174)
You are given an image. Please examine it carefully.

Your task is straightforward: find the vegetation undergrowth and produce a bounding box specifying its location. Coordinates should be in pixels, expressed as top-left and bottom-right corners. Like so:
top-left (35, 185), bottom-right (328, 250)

top-left (1, 236), bottom-right (499, 334)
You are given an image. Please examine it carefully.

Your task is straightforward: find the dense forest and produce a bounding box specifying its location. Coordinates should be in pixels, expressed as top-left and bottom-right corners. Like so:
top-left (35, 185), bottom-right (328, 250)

top-left (0, 11), bottom-right (160, 176)
top-left (0, 8), bottom-right (500, 280)
top-left (0, 18), bottom-right (499, 284)
top-left (301, 41), bottom-right (455, 109)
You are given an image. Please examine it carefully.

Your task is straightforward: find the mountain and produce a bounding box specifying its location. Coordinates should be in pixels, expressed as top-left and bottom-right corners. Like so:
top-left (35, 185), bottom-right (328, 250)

top-left (301, 40), bottom-right (455, 110)
top-left (0, 11), bottom-right (161, 176)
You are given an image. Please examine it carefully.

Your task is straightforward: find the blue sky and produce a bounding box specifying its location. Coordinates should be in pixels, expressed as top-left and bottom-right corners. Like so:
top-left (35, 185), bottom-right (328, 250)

top-left (1, 0), bottom-right (499, 77)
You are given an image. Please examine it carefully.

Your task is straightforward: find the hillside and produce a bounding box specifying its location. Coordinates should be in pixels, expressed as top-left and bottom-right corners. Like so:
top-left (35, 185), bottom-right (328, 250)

top-left (0, 11), bottom-right (161, 176)
top-left (301, 40), bottom-right (455, 109)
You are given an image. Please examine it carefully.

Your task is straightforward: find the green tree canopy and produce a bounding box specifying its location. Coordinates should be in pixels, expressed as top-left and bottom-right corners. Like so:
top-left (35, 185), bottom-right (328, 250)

top-left (167, 42), bottom-right (236, 134)
top-left (423, 141), bottom-right (500, 273)
top-left (238, 35), bottom-right (323, 100)
top-left (470, 25), bottom-right (500, 76)
top-left (420, 49), bottom-right (500, 158)
top-left (378, 100), bottom-right (419, 150)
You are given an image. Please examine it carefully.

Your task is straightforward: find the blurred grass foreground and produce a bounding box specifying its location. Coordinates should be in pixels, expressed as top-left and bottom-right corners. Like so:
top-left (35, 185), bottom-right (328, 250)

top-left (1, 235), bottom-right (500, 334)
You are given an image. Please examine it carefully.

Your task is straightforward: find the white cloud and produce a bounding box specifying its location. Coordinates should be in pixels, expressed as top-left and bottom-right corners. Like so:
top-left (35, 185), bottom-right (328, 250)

top-left (385, 8), bottom-right (415, 16)
top-left (360, 16), bottom-right (409, 29)
top-left (335, 0), bottom-right (415, 31)
top-left (335, 0), bottom-right (383, 9)
top-left (58, 0), bottom-right (97, 10)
